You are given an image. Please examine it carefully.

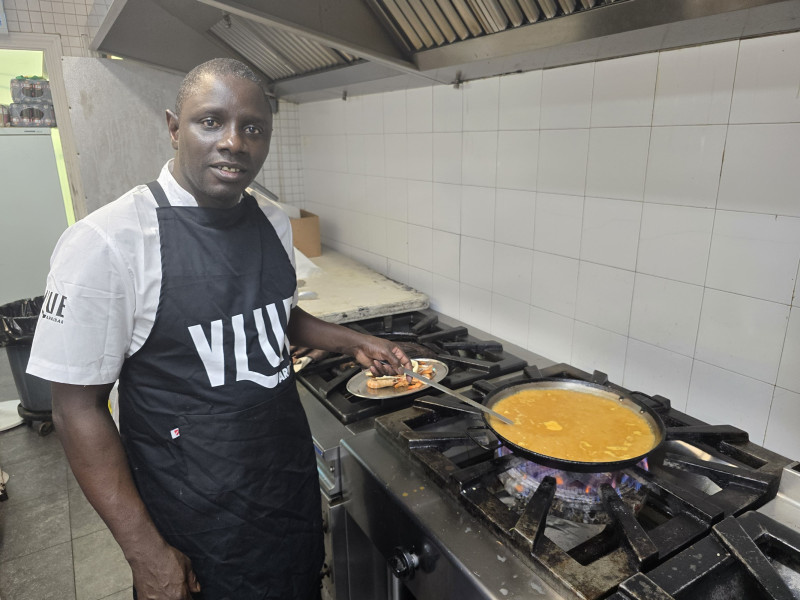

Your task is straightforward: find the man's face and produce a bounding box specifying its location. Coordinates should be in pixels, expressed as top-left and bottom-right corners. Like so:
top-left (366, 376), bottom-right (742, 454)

top-left (167, 74), bottom-right (272, 208)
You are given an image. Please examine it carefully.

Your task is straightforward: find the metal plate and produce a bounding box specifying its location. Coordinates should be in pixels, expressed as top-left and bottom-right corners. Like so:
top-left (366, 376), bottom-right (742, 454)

top-left (346, 359), bottom-right (449, 399)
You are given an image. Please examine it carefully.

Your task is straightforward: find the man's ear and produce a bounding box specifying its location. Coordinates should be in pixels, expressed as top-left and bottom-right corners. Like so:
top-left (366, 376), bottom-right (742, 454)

top-left (166, 109), bottom-right (179, 150)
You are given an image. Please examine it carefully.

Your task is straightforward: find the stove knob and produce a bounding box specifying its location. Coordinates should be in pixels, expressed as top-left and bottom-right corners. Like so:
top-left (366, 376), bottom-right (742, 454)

top-left (389, 547), bottom-right (420, 579)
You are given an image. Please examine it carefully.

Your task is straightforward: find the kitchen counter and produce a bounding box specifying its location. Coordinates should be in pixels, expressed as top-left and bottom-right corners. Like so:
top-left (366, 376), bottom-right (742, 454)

top-left (296, 250), bottom-right (429, 324)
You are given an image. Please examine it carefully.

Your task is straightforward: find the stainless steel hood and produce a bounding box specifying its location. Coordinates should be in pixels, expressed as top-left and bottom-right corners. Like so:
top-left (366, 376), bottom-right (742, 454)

top-left (93, 0), bottom-right (800, 103)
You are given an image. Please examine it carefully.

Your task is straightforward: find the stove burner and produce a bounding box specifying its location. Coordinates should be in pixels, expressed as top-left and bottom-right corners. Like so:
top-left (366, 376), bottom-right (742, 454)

top-left (496, 447), bottom-right (650, 524)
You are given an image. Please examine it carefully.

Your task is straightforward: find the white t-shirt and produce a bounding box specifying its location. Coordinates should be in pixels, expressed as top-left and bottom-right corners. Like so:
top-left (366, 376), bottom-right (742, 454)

top-left (27, 160), bottom-right (296, 386)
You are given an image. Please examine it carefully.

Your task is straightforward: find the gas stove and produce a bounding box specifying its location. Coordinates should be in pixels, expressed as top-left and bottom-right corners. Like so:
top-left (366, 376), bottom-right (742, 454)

top-left (338, 363), bottom-right (800, 600)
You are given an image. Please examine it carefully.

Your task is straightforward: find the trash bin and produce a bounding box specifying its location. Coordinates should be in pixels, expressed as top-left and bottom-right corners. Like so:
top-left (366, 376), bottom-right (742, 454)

top-left (0, 296), bottom-right (53, 435)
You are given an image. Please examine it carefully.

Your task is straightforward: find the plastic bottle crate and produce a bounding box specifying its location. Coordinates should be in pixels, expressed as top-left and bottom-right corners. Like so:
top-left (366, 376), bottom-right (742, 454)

top-left (9, 102), bottom-right (57, 127)
top-left (10, 77), bottom-right (53, 104)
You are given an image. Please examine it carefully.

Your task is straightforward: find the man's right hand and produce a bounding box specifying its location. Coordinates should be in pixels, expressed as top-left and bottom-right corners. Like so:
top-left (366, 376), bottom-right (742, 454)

top-left (129, 542), bottom-right (201, 599)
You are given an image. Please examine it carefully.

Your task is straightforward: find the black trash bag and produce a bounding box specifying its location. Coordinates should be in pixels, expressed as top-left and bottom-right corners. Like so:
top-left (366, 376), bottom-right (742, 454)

top-left (0, 296), bottom-right (44, 346)
top-left (1, 296), bottom-right (52, 418)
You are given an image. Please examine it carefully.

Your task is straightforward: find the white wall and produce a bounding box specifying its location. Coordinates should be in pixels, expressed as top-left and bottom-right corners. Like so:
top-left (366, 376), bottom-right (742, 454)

top-left (298, 31), bottom-right (800, 459)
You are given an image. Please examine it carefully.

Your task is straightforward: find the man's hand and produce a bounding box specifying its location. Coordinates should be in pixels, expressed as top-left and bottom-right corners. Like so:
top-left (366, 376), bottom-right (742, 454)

top-left (350, 336), bottom-right (413, 377)
top-left (288, 307), bottom-right (413, 376)
top-left (129, 543), bottom-right (201, 599)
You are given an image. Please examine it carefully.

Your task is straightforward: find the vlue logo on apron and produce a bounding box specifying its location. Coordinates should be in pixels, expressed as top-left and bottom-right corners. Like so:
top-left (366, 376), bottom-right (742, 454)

top-left (187, 296), bottom-right (293, 388)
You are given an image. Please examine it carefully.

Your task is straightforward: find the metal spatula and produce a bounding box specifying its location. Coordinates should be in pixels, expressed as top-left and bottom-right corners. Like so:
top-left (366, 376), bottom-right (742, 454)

top-left (401, 368), bottom-right (514, 425)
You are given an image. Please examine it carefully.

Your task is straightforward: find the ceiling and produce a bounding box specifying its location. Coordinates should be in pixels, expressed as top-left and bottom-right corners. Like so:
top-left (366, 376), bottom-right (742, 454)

top-left (93, 0), bottom-right (800, 103)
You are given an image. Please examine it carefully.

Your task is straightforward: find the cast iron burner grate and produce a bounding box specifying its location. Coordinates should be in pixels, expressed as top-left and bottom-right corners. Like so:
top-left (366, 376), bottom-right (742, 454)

top-left (609, 511), bottom-right (800, 600)
top-left (296, 309), bottom-right (526, 424)
top-left (373, 363), bottom-right (793, 600)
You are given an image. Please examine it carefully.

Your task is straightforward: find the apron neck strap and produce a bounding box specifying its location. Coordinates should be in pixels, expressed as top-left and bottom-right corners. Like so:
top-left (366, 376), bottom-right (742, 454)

top-left (147, 181), bottom-right (171, 208)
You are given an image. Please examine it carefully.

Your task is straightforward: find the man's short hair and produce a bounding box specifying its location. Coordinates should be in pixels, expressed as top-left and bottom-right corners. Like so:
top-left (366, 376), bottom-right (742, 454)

top-left (175, 58), bottom-right (267, 116)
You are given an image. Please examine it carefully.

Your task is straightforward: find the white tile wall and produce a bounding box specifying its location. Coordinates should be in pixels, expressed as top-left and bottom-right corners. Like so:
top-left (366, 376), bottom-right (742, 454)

top-left (494, 188), bottom-right (535, 249)
top-left (623, 339), bottom-right (693, 412)
top-left (431, 274), bottom-right (460, 316)
top-left (706, 211), bottom-right (800, 304)
top-left (629, 274), bottom-right (703, 356)
top-left (644, 125), bottom-right (726, 208)
top-left (575, 262), bottom-right (635, 335)
top-left (729, 32), bottom-right (800, 124)
top-left (571, 321), bottom-right (627, 383)
top-left (585, 127), bottom-right (651, 201)
top-left (491, 293), bottom-right (530, 347)
top-left (498, 70), bottom-right (541, 130)
top-left (537, 129), bottom-right (590, 196)
top-left (432, 183), bottom-right (461, 233)
top-left (777, 307), bottom-right (800, 394)
top-left (591, 53), bottom-right (658, 127)
top-left (765, 387), bottom-right (800, 459)
top-left (463, 77), bottom-right (500, 131)
top-left (540, 62), bottom-right (594, 129)
top-left (636, 203), bottom-right (714, 285)
top-left (460, 236), bottom-right (494, 290)
top-left (695, 289), bottom-right (789, 383)
top-left (652, 41), bottom-right (738, 126)
top-left (407, 180), bottom-right (433, 227)
top-left (406, 87), bottom-right (433, 133)
top-left (460, 283), bottom-right (491, 330)
top-left (407, 133), bottom-right (433, 181)
top-left (492, 243), bottom-right (533, 303)
top-left (432, 230), bottom-right (460, 279)
top-left (717, 123), bottom-right (800, 217)
top-left (433, 133), bottom-right (462, 184)
top-left (531, 251), bottom-right (579, 318)
top-left (3, 0), bottom-right (110, 56)
top-left (496, 130), bottom-right (539, 191)
top-left (433, 84), bottom-right (463, 132)
top-left (580, 197), bottom-right (642, 270)
top-left (528, 306), bottom-right (574, 364)
top-left (461, 185), bottom-right (495, 240)
top-left (462, 131), bottom-right (498, 187)
top-left (260, 101), bottom-right (306, 206)
top-left (687, 361), bottom-right (774, 441)
top-left (298, 33), bottom-right (800, 455)
top-left (534, 193), bottom-right (583, 258)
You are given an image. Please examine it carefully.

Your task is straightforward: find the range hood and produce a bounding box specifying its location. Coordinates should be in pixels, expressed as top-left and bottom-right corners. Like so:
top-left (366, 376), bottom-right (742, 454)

top-left (93, 0), bottom-right (800, 103)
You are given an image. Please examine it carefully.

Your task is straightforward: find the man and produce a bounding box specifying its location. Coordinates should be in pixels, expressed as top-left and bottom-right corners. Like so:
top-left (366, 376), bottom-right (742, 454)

top-left (27, 58), bottom-right (411, 599)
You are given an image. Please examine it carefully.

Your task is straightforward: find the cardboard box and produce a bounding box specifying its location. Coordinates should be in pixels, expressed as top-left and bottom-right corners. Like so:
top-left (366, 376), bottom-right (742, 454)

top-left (291, 210), bottom-right (321, 257)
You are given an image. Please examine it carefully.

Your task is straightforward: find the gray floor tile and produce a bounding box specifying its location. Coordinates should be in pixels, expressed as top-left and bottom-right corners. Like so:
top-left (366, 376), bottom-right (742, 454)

top-left (0, 347), bottom-right (20, 401)
top-left (0, 422), bottom-right (63, 467)
top-left (98, 589), bottom-right (132, 600)
top-left (0, 540), bottom-right (76, 600)
top-left (0, 489), bottom-right (71, 562)
top-left (69, 486), bottom-right (107, 539)
top-left (73, 528), bottom-right (132, 600)
top-left (0, 445), bottom-right (69, 502)
top-left (67, 465), bottom-right (82, 491)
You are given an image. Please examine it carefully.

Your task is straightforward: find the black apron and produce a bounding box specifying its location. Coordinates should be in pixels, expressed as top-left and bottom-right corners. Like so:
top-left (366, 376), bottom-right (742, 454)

top-left (119, 182), bottom-right (322, 600)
